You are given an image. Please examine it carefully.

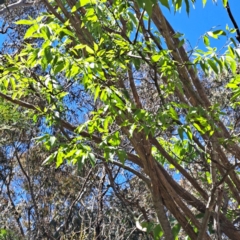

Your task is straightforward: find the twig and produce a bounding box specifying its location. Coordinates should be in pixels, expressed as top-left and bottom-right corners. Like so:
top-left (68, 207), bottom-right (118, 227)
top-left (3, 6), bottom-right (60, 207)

top-left (226, 1), bottom-right (240, 43)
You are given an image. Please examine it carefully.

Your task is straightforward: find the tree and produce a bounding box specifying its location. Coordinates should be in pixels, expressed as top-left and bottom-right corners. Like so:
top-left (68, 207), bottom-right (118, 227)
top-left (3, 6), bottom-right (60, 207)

top-left (1, 0), bottom-right (240, 239)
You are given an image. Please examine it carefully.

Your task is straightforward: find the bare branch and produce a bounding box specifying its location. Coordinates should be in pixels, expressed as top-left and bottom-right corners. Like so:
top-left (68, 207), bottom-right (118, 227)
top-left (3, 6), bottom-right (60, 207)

top-left (226, 1), bottom-right (240, 43)
top-left (0, 0), bottom-right (36, 15)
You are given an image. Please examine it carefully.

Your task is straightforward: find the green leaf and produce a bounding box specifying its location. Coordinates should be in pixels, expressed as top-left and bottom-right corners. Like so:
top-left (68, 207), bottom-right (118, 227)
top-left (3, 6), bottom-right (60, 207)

top-left (207, 30), bottom-right (226, 39)
top-left (53, 61), bottom-right (65, 75)
top-left (94, 85), bottom-right (101, 102)
top-left (85, 46), bottom-right (95, 54)
top-left (40, 26), bottom-right (51, 40)
top-left (159, 0), bottom-right (170, 10)
top-left (153, 224), bottom-right (163, 239)
top-left (207, 59), bottom-right (218, 74)
top-left (108, 131), bottom-right (121, 146)
top-left (42, 152), bottom-right (57, 165)
top-left (72, 0), bottom-right (97, 13)
top-left (174, 0), bottom-right (183, 11)
top-left (178, 127), bottom-right (184, 140)
top-left (117, 150), bottom-right (127, 164)
top-left (172, 223), bottom-right (181, 240)
top-left (24, 24), bottom-right (38, 39)
top-left (56, 151), bottom-right (64, 167)
top-left (168, 107), bottom-right (178, 121)
top-left (129, 124), bottom-right (137, 137)
top-left (212, 30), bottom-right (226, 36)
top-left (207, 31), bottom-right (218, 39)
top-left (151, 54), bottom-right (161, 62)
top-left (15, 19), bottom-right (34, 25)
top-left (60, 28), bottom-right (75, 37)
top-left (231, 89), bottom-right (240, 101)
top-left (203, 35), bottom-right (210, 46)
top-left (44, 46), bottom-right (53, 64)
top-left (184, 0), bottom-right (190, 14)
top-left (45, 136), bottom-right (56, 150)
top-left (222, 0), bottom-right (228, 7)
top-left (205, 171), bottom-right (212, 184)
top-left (88, 152), bottom-right (96, 166)
top-left (145, 0), bottom-right (154, 16)
top-left (178, 39), bottom-right (185, 48)
top-left (135, 0), bottom-right (144, 8)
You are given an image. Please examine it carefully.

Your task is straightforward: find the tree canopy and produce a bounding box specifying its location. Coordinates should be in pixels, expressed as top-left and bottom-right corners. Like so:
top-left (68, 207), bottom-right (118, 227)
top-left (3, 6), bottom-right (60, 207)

top-left (0, 0), bottom-right (240, 239)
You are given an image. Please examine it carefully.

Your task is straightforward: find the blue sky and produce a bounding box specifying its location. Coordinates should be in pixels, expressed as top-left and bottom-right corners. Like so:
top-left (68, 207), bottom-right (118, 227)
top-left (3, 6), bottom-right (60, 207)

top-left (162, 0), bottom-right (240, 50)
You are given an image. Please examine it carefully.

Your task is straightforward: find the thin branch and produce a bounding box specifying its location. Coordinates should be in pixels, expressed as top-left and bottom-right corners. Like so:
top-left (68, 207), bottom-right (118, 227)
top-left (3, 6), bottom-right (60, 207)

top-left (97, 154), bottom-right (151, 186)
top-left (127, 64), bottom-right (142, 108)
top-left (63, 168), bottom-right (93, 231)
top-left (197, 162), bottom-right (240, 239)
top-left (0, 91), bottom-right (38, 110)
top-left (226, 1), bottom-right (240, 43)
top-left (0, 0), bottom-right (35, 15)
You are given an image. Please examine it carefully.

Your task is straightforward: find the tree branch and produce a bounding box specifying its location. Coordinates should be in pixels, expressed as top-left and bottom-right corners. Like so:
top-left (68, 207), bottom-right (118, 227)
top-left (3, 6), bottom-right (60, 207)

top-left (226, 1), bottom-right (240, 43)
top-left (0, 0), bottom-right (36, 15)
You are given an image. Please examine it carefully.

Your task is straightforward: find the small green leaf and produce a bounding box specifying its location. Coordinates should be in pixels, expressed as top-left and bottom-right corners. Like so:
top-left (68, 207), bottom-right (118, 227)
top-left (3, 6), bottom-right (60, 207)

top-left (184, 0), bottom-right (190, 14)
top-left (222, 0), bottom-right (228, 7)
top-left (24, 24), bottom-right (38, 39)
top-left (145, 0), bottom-right (154, 16)
top-left (159, 0), bottom-right (170, 10)
top-left (207, 31), bottom-right (218, 39)
top-left (172, 223), bottom-right (181, 240)
top-left (153, 224), bottom-right (163, 239)
top-left (178, 39), bottom-right (185, 48)
top-left (88, 152), bottom-right (96, 166)
top-left (15, 19), bottom-right (34, 25)
top-left (72, 0), bottom-right (97, 13)
top-left (94, 85), bottom-right (101, 102)
top-left (129, 124), bottom-right (137, 137)
top-left (207, 59), bottom-right (218, 74)
top-left (151, 55), bottom-right (161, 62)
top-left (44, 46), bottom-right (53, 64)
top-left (175, 0), bottom-right (183, 11)
top-left (203, 35), bottom-right (210, 46)
top-left (60, 28), bottom-right (75, 37)
top-left (205, 171), bottom-right (212, 184)
top-left (117, 150), bottom-right (127, 164)
top-left (212, 30), bottom-right (226, 36)
top-left (85, 46), bottom-right (95, 54)
top-left (56, 151), bottom-right (64, 167)
top-left (42, 152), bottom-right (57, 165)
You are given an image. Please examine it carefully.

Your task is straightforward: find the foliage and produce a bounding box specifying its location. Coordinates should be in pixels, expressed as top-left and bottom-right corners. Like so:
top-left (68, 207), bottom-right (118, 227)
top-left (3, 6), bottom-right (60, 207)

top-left (0, 0), bottom-right (240, 239)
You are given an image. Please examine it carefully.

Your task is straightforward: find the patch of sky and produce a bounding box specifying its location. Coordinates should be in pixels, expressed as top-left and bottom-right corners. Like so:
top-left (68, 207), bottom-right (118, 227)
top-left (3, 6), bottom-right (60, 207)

top-left (162, 0), bottom-right (240, 53)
